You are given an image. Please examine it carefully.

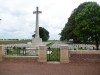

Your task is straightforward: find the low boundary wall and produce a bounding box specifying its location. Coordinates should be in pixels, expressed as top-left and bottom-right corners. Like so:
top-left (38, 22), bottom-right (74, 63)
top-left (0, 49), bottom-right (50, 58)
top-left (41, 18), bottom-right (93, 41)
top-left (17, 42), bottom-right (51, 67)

top-left (69, 50), bottom-right (100, 54)
top-left (3, 56), bottom-right (38, 61)
top-left (69, 50), bottom-right (100, 62)
top-left (0, 45), bottom-right (100, 63)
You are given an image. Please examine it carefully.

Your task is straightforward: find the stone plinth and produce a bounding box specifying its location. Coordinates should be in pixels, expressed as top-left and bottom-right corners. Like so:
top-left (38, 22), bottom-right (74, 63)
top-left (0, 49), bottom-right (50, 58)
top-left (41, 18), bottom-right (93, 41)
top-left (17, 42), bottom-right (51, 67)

top-left (0, 46), bottom-right (3, 61)
top-left (38, 45), bottom-right (47, 62)
top-left (60, 45), bottom-right (69, 63)
top-left (32, 38), bottom-right (42, 47)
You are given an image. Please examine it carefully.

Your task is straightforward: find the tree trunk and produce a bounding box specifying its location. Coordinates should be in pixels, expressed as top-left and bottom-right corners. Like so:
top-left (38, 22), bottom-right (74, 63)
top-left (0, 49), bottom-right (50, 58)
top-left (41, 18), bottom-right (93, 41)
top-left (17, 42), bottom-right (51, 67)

top-left (95, 34), bottom-right (99, 50)
top-left (95, 39), bottom-right (99, 50)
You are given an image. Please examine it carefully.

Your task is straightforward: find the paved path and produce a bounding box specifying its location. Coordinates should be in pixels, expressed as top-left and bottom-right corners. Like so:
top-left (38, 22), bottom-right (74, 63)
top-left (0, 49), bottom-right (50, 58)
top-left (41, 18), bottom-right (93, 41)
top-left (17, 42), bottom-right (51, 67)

top-left (0, 60), bottom-right (100, 75)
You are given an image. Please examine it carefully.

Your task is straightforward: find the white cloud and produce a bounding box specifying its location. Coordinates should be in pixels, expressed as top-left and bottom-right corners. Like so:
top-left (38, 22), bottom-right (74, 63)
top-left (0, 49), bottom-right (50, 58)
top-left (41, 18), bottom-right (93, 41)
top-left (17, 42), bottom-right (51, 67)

top-left (0, 0), bottom-right (100, 40)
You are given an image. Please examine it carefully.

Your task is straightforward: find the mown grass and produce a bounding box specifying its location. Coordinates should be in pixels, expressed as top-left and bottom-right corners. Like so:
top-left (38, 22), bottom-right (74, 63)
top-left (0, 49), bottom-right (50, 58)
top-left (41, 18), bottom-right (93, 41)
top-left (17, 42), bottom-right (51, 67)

top-left (47, 48), bottom-right (60, 61)
top-left (46, 42), bottom-right (55, 48)
top-left (6, 47), bottom-right (27, 56)
top-left (0, 40), bottom-right (31, 44)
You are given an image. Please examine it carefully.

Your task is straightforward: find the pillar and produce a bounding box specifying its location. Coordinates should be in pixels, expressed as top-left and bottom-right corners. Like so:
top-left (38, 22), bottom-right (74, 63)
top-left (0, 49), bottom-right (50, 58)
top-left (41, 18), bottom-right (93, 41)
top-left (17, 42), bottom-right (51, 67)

top-left (38, 45), bottom-right (47, 62)
top-left (60, 45), bottom-right (69, 63)
top-left (0, 46), bottom-right (3, 61)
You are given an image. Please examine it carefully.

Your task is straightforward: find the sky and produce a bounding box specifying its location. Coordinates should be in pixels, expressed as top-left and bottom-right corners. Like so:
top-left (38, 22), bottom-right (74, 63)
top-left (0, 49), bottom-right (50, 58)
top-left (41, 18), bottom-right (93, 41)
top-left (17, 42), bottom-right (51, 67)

top-left (0, 0), bottom-right (100, 40)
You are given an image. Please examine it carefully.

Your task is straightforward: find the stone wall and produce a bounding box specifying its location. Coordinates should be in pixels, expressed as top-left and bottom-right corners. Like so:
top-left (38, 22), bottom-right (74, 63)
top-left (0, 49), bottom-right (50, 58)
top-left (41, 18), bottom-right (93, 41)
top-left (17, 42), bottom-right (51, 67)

top-left (70, 50), bottom-right (100, 54)
top-left (69, 50), bottom-right (100, 62)
top-left (0, 46), bottom-right (3, 61)
top-left (4, 56), bottom-right (38, 61)
top-left (1, 45), bottom-right (100, 63)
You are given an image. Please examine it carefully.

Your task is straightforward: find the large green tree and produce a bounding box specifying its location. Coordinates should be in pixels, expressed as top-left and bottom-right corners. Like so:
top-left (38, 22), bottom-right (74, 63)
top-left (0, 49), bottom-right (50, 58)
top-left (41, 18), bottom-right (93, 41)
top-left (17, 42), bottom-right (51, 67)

top-left (33, 27), bottom-right (49, 41)
top-left (60, 2), bottom-right (100, 50)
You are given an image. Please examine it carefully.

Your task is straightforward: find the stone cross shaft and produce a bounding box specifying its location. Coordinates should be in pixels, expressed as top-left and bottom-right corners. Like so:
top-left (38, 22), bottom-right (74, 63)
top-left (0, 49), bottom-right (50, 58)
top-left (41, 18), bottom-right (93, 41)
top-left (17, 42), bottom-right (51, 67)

top-left (33, 7), bottom-right (42, 38)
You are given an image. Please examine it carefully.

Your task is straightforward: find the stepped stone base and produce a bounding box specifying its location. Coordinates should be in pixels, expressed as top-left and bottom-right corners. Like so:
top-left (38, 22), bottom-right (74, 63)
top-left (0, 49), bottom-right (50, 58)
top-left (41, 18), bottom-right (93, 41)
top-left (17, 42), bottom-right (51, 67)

top-left (32, 38), bottom-right (42, 47)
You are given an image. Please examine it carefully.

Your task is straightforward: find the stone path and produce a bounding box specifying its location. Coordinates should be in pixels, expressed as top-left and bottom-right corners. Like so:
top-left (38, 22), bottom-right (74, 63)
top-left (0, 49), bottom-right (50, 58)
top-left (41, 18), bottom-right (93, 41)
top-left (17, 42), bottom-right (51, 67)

top-left (0, 60), bottom-right (100, 75)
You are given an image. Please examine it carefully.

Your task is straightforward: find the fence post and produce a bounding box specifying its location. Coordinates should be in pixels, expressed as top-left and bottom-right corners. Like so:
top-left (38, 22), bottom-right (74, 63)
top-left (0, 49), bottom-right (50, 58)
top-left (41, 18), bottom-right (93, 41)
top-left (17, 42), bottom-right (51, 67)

top-left (0, 46), bottom-right (4, 61)
top-left (60, 45), bottom-right (70, 63)
top-left (38, 45), bottom-right (47, 62)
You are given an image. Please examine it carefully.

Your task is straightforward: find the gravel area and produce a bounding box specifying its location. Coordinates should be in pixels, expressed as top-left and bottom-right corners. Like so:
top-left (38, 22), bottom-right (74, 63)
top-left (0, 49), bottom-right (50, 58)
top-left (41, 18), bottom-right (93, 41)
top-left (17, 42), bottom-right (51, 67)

top-left (0, 60), bottom-right (100, 75)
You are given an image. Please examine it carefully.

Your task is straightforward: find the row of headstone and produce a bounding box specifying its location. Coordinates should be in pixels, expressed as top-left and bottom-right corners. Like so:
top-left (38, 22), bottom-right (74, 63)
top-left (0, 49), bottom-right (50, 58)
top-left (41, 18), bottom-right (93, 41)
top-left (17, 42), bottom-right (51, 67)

top-left (68, 44), bottom-right (100, 50)
top-left (47, 41), bottom-right (100, 50)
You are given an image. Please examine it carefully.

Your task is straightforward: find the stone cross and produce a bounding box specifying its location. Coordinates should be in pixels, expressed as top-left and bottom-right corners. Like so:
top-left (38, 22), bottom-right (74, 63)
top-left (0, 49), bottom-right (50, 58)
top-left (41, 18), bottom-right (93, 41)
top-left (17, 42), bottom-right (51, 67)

top-left (33, 7), bottom-right (42, 38)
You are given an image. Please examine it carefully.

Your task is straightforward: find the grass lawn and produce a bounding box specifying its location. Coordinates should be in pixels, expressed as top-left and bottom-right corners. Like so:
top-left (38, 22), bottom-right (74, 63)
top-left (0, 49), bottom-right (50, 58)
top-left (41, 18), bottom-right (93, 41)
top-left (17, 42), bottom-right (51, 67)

top-left (0, 40), bottom-right (31, 44)
top-left (6, 47), bottom-right (26, 56)
top-left (47, 48), bottom-right (60, 61)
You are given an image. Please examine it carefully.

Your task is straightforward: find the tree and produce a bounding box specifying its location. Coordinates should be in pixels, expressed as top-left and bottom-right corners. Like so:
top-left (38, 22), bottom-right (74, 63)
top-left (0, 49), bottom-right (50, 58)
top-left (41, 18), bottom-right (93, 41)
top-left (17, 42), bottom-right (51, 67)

top-left (32, 27), bottom-right (49, 41)
top-left (60, 2), bottom-right (100, 50)
top-left (60, 1), bottom-right (82, 43)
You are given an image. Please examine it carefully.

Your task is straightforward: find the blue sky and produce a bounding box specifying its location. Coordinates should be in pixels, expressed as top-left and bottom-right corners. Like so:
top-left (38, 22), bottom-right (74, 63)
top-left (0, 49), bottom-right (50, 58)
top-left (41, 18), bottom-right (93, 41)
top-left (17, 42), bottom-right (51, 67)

top-left (0, 0), bottom-right (100, 40)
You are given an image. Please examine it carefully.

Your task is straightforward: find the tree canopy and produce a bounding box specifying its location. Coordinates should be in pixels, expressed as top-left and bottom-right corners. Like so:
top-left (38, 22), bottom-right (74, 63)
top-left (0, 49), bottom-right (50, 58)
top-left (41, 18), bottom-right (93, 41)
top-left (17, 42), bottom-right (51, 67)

top-left (32, 27), bottom-right (49, 41)
top-left (60, 2), bottom-right (100, 50)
